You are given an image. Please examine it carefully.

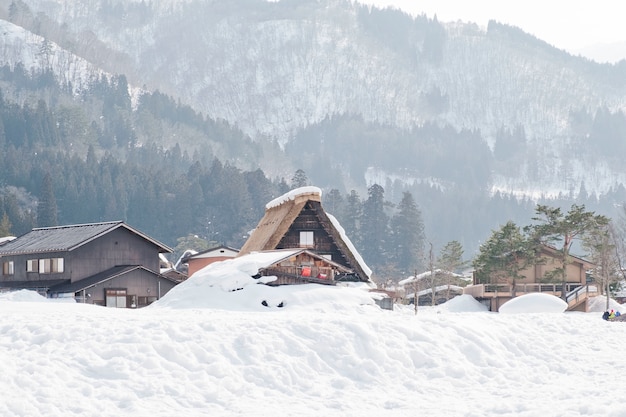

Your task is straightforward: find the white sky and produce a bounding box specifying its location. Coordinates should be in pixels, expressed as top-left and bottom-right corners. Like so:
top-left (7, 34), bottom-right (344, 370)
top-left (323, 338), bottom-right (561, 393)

top-left (2, 273), bottom-right (625, 416)
top-left (361, 0), bottom-right (626, 62)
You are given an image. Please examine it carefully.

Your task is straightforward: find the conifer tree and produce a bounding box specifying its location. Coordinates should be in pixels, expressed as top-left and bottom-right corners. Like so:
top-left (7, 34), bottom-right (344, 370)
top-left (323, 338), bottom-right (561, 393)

top-left (438, 240), bottom-right (467, 300)
top-left (473, 221), bottom-right (536, 296)
top-left (0, 213), bottom-right (12, 236)
top-left (390, 191), bottom-right (425, 273)
top-left (323, 188), bottom-right (344, 218)
top-left (37, 172), bottom-right (58, 227)
top-left (361, 184), bottom-right (389, 268)
top-left (526, 204), bottom-right (609, 299)
top-left (291, 169), bottom-right (308, 188)
top-left (343, 190), bottom-right (362, 248)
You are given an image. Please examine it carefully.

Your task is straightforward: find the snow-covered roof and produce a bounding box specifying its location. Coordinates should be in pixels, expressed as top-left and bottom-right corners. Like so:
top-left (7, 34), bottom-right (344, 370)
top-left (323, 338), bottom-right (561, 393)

top-left (399, 269), bottom-right (466, 286)
top-left (227, 249), bottom-right (304, 274)
top-left (174, 249), bottom-right (198, 269)
top-left (405, 285), bottom-right (464, 299)
top-left (327, 213), bottom-right (372, 278)
top-left (184, 246), bottom-right (239, 260)
top-left (265, 186), bottom-right (322, 209)
top-left (0, 236), bottom-right (16, 245)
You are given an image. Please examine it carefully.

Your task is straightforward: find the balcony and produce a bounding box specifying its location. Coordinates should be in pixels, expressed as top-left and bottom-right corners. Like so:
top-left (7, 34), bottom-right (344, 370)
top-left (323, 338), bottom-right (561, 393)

top-left (464, 283), bottom-right (597, 311)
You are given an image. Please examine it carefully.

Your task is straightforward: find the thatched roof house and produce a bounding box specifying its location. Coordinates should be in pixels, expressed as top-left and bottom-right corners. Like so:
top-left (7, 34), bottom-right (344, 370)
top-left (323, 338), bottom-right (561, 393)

top-left (238, 187), bottom-right (372, 285)
top-left (241, 248), bottom-right (353, 286)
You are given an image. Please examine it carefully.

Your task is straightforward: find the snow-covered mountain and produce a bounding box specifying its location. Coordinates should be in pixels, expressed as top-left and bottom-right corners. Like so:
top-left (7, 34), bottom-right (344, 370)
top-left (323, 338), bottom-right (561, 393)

top-left (1, 0), bottom-right (626, 198)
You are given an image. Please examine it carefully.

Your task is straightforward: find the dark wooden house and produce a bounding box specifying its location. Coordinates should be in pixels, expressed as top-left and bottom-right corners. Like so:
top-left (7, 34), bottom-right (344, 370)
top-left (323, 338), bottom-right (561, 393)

top-left (238, 248), bottom-right (353, 286)
top-left (0, 221), bottom-right (177, 307)
top-left (238, 187), bottom-right (372, 286)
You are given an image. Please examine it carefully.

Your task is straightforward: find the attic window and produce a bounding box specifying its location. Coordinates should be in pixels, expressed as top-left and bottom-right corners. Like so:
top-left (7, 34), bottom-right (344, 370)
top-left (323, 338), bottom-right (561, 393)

top-left (300, 231), bottom-right (314, 247)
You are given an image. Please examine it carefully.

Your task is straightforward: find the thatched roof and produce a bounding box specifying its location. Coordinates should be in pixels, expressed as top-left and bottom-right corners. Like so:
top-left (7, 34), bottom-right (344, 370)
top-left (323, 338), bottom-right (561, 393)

top-left (239, 187), bottom-right (372, 282)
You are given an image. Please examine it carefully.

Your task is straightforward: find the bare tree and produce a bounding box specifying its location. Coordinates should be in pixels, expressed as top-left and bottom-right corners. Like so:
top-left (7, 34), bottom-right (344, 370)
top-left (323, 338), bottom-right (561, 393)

top-left (428, 242), bottom-right (436, 306)
top-left (583, 221), bottom-right (621, 310)
top-left (526, 204), bottom-right (609, 299)
top-left (438, 240), bottom-right (468, 301)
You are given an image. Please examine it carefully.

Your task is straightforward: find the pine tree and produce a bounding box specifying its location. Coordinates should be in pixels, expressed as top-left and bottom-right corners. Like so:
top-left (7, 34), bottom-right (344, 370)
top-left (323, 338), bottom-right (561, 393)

top-left (323, 188), bottom-right (344, 218)
top-left (438, 240), bottom-right (466, 273)
top-left (343, 189), bottom-right (362, 248)
top-left (473, 221), bottom-right (536, 296)
top-left (291, 169), bottom-right (308, 188)
top-left (361, 184), bottom-right (389, 268)
top-left (37, 172), bottom-right (58, 227)
top-left (0, 213), bottom-right (12, 236)
top-left (438, 240), bottom-right (468, 300)
top-left (526, 204), bottom-right (609, 298)
top-left (389, 191), bottom-right (425, 273)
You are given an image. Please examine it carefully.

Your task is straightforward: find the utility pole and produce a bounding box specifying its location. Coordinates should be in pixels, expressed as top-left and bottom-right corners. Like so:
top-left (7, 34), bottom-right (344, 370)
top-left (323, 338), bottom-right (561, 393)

top-left (429, 242), bottom-right (436, 306)
top-left (413, 269), bottom-right (418, 315)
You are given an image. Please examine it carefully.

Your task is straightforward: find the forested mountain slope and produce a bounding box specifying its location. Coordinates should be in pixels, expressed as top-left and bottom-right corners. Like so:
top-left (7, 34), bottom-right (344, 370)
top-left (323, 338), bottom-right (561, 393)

top-left (1, 0), bottom-right (625, 196)
top-left (1, 0), bottom-right (626, 273)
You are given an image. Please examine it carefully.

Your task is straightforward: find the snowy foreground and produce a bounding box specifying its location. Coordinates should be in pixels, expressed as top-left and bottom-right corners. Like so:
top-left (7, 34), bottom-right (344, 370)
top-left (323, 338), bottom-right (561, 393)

top-left (2, 282), bottom-right (626, 416)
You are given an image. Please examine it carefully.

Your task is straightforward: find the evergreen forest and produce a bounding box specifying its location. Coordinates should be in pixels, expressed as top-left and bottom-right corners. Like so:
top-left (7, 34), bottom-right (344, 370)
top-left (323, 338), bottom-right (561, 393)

top-left (1, 65), bottom-right (626, 283)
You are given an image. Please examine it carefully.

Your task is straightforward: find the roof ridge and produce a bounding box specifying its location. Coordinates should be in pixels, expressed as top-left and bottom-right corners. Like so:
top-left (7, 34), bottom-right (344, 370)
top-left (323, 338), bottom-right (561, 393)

top-left (33, 220), bottom-right (123, 231)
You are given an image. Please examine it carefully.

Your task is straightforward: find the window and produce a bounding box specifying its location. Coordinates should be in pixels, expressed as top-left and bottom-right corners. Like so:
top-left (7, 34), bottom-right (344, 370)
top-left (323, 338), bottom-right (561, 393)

top-left (2, 261), bottom-right (14, 275)
top-left (39, 258), bottom-right (64, 274)
top-left (27, 259), bottom-right (39, 272)
top-left (105, 289), bottom-right (127, 308)
top-left (299, 231), bottom-right (314, 247)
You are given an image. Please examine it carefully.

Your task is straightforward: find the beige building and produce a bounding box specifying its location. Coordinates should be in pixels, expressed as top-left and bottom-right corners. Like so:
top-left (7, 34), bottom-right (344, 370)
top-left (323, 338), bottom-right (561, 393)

top-left (464, 245), bottom-right (595, 312)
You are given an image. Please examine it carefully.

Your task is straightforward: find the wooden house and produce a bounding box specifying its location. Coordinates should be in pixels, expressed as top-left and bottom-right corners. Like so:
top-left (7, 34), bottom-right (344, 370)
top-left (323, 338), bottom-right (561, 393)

top-left (182, 245), bottom-right (239, 277)
top-left (464, 244), bottom-right (595, 312)
top-left (399, 269), bottom-right (469, 305)
top-left (238, 187), bottom-right (373, 286)
top-left (238, 248), bottom-right (353, 286)
top-left (0, 221), bottom-right (178, 307)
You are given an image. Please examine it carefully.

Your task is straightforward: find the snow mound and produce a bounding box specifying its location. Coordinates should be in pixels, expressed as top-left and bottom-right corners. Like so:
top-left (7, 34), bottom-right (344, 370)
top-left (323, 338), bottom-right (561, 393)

top-left (499, 293), bottom-right (568, 314)
top-left (437, 294), bottom-right (489, 312)
top-left (587, 295), bottom-right (625, 313)
top-left (152, 256), bottom-right (377, 311)
top-left (0, 289), bottom-right (49, 302)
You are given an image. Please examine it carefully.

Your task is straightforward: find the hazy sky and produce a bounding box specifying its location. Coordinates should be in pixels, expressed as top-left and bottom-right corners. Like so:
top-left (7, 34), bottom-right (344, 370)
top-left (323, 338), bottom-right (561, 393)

top-left (361, 0), bottom-right (626, 62)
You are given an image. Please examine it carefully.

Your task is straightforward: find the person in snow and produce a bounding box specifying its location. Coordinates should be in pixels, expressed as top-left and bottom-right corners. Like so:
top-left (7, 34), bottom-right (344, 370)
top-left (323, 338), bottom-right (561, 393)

top-left (603, 311), bottom-right (610, 320)
top-left (609, 310), bottom-right (616, 320)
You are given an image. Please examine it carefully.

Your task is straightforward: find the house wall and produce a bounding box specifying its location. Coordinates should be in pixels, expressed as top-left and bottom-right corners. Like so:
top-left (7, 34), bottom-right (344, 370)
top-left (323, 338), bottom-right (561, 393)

top-left (74, 269), bottom-right (177, 307)
top-left (517, 254), bottom-right (586, 284)
top-left (261, 252), bottom-right (343, 285)
top-left (277, 202), bottom-right (346, 268)
top-left (69, 228), bottom-right (161, 283)
top-left (188, 256), bottom-right (233, 277)
top-left (0, 250), bottom-right (68, 283)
